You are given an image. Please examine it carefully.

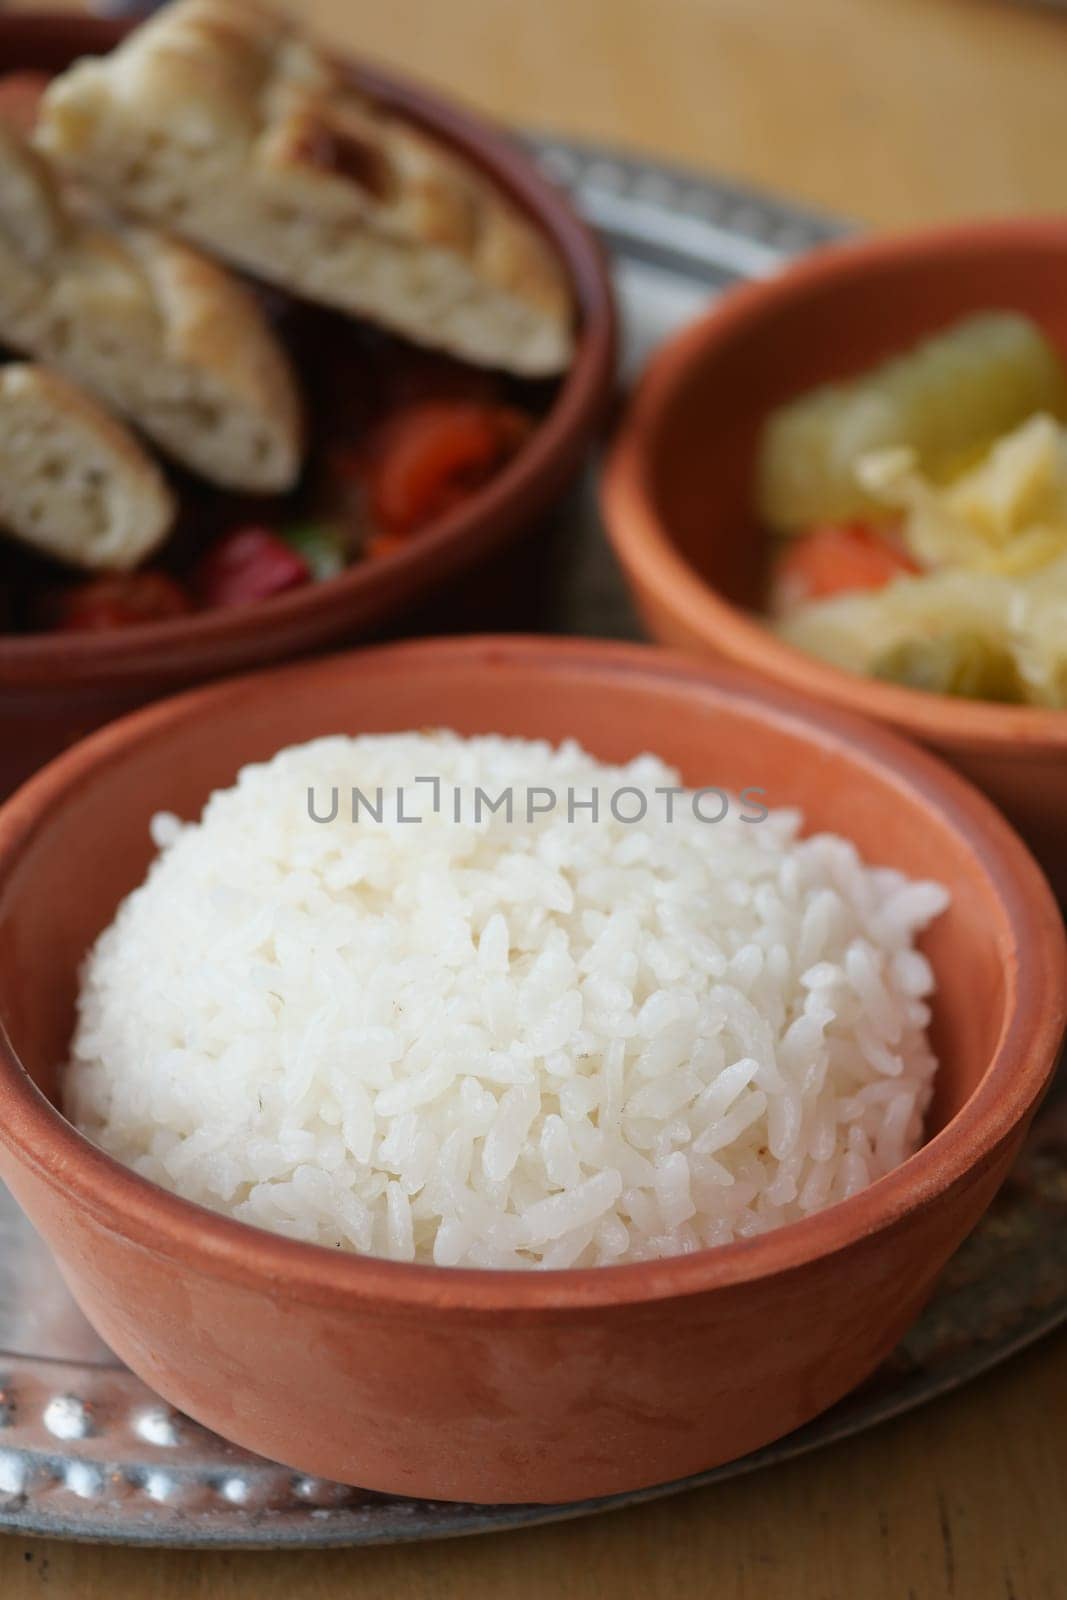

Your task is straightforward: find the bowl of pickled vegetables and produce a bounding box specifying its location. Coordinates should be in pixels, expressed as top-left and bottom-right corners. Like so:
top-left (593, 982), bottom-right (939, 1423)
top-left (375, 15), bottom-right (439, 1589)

top-left (602, 218), bottom-right (1067, 893)
top-left (764, 311), bottom-right (1067, 705)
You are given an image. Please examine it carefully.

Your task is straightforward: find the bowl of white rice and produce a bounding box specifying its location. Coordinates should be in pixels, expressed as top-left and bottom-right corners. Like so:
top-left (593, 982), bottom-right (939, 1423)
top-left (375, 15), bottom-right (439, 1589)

top-left (0, 636), bottom-right (1062, 1504)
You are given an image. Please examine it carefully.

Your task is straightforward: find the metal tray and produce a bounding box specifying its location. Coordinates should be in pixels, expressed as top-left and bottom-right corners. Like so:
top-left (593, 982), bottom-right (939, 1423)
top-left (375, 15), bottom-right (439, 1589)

top-left (1, 136), bottom-right (1064, 1549)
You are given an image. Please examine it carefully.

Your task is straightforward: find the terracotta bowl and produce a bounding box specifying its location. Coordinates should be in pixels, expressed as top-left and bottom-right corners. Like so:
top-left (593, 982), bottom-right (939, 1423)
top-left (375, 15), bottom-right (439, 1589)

top-left (0, 14), bottom-right (616, 797)
top-left (0, 635), bottom-right (1063, 1505)
top-left (601, 219), bottom-right (1067, 898)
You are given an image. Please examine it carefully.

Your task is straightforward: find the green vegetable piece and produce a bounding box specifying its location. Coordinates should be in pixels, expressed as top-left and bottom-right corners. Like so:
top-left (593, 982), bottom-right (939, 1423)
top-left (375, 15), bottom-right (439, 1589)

top-left (280, 521), bottom-right (348, 582)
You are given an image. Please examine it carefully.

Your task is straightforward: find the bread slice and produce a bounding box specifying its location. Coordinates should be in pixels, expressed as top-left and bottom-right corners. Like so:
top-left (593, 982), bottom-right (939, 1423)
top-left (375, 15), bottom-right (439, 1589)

top-left (0, 364), bottom-right (175, 571)
top-left (37, 0), bottom-right (574, 376)
top-left (0, 122), bottom-right (303, 493)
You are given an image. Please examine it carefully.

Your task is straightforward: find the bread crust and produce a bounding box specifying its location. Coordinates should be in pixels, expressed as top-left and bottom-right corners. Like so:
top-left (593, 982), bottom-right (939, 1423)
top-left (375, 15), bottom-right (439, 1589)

top-left (0, 121), bottom-right (304, 492)
top-left (0, 363), bottom-right (175, 571)
top-left (38, 0), bottom-right (574, 376)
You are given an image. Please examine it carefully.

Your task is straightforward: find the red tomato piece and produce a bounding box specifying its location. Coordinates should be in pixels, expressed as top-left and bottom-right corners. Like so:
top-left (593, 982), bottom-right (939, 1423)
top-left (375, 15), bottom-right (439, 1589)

top-left (367, 402), bottom-right (533, 536)
top-left (363, 530), bottom-right (410, 561)
top-left (48, 571), bottom-right (192, 632)
top-left (195, 526), bottom-right (310, 609)
top-left (0, 71), bottom-right (50, 135)
top-left (775, 521), bottom-right (919, 607)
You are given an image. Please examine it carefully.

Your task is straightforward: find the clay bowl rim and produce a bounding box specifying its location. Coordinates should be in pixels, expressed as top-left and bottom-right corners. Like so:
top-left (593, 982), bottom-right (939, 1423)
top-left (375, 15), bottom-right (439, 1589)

top-left (601, 216), bottom-right (1067, 758)
top-left (0, 13), bottom-right (617, 688)
top-left (0, 635), bottom-right (1063, 1315)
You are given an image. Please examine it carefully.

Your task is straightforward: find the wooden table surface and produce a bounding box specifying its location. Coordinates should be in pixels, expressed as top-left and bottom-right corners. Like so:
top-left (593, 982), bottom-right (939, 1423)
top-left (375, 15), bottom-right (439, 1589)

top-left (4, 0), bottom-right (1067, 1595)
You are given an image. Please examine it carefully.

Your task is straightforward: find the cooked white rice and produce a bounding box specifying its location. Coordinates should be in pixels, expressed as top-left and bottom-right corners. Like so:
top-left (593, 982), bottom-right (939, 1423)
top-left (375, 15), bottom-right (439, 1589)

top-left (66, 732), bottom-right (948, 1269)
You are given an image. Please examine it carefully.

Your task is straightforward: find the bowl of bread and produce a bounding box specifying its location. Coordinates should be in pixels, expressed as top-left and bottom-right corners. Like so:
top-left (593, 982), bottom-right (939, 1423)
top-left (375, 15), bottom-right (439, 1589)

top-left (0, 3), bottom-right (616, 793)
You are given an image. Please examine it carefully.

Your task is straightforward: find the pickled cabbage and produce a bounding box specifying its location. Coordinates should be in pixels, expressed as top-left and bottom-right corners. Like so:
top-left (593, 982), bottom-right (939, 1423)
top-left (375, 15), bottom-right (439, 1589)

top-left (776, 558), bottom-right (1067, 707)
top-left (758, 313), bottom-right (1067, 534)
